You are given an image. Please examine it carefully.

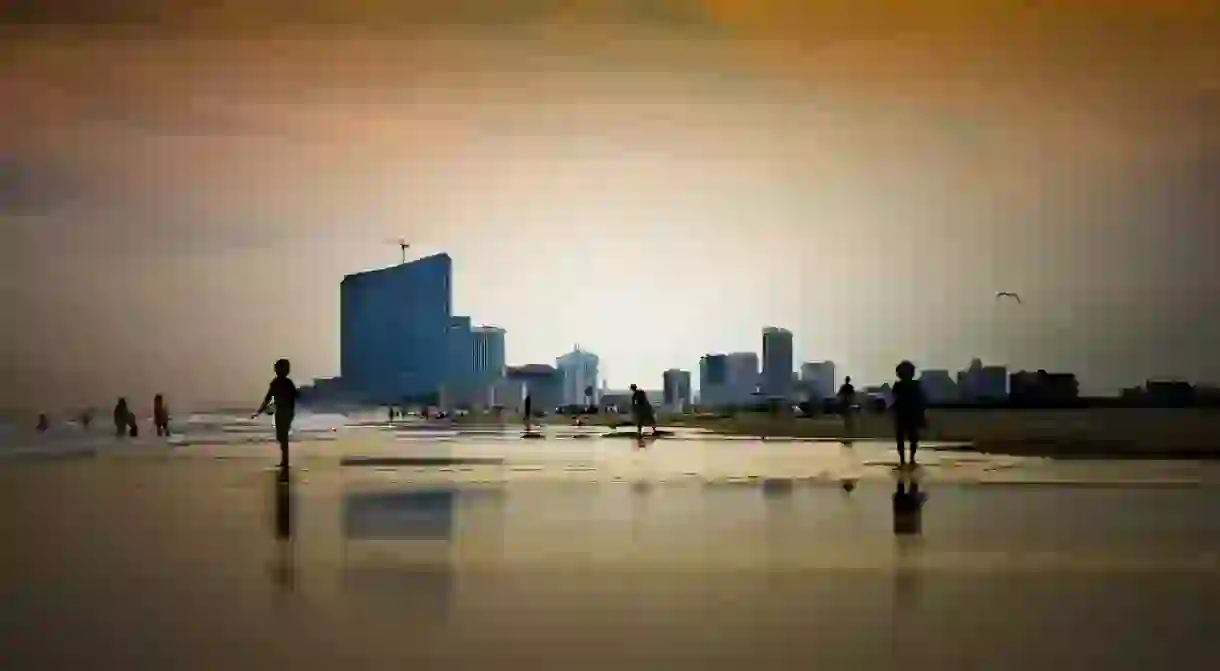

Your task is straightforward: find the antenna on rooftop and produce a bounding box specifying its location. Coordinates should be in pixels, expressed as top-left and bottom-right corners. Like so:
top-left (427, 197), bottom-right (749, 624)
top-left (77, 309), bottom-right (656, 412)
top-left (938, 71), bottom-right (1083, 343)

top-left (384, 238), bottom-right (411, 264)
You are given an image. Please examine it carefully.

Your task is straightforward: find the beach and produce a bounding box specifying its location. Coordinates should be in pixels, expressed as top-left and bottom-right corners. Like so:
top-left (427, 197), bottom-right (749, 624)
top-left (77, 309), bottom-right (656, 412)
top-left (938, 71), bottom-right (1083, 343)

top-left (3, 424), bottom-right (1220, 669)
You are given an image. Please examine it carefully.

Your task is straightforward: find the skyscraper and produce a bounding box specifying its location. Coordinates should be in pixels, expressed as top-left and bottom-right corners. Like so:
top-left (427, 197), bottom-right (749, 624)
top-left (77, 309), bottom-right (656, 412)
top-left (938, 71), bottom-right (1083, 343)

top-left (445, 316), bottom-right (474, 405)
top-left (699, 354), bottom-right (729, 408)
top-left (556, 346), bottom-right (599, 407)
top-left (761, 327), bottom-right (794, 399)
top-left (472, 324), bottom-right (506, 374)
top-left (340, 253), bottom-right (452, 402)
top-left (662, 369), bottom-right (692, 411)
top-left (726, 351), bottom-right (761, 406)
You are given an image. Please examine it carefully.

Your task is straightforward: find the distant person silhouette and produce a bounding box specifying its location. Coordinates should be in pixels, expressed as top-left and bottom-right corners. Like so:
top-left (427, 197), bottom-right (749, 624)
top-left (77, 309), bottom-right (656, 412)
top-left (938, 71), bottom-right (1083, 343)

top-left (36, 414), bottom-right (49, 433)
top-left (892, 478), bottom-right (926, 536)
top-left (113, 398), bottom-right (130, 438)
top-left (127, 410), bottom-right (139, 438)
top-left (523, 394), bottom-right (533, 431)
top-left (253, 359), bottom-right (298, 468)
top-left (837, 376), bottom-right (857, 437)
top-left (153, 394), bottom-right (171, 437)
top-left (892, 361), bottom-right (927, 467)
top-left (629, 384), bottom-right (657, 437)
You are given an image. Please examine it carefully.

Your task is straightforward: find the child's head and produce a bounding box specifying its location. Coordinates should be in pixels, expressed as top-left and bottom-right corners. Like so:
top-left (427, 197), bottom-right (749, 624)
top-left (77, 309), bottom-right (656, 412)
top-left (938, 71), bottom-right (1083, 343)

top-left (274, 358), bottom-right (291, 378)
top-left (629, 384), bottom-right (638, 392)
top-left (895, 360), bottom-right (916, 381)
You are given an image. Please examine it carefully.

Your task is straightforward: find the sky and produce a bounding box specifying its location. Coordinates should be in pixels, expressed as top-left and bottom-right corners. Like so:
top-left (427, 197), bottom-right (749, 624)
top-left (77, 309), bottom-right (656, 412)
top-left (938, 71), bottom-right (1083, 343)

top-left (2, 1), bottom-right (1219, 410)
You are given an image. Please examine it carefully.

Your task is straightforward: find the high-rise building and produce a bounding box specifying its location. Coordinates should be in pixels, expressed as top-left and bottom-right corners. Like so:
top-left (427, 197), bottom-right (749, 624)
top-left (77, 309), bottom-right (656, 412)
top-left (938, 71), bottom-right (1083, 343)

top-left (699, 354), bottom-right (729, 408)
top-left (556, 346), bottom-right (599, 407)
top-left (472, 326), bottom-right (507, 406)
top-left (444, 316), bottom-right (474, 407)
top-left (726, 352), bottom-right (761, 406)
top-left (662, 369), bottom-right (692, 411)
top-left (761, 327), bottom-right (794, 399)
top-left (800, 361), bottom-right (836, 400)
top-left (340, 253), bottom-right (452, 402)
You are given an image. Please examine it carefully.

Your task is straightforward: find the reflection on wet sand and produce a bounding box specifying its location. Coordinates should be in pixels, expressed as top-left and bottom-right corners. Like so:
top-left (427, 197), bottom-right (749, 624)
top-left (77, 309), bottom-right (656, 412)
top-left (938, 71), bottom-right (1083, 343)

top-left (892, 474), bottom-right (927, 611)
top-left (271, 465), bottom-right (295, 592)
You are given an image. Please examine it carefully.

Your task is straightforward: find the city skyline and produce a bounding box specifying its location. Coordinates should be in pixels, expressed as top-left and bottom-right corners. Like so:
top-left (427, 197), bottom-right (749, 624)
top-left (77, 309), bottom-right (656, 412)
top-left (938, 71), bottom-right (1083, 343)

top-left (3, 2), bottom-right (1219, 409)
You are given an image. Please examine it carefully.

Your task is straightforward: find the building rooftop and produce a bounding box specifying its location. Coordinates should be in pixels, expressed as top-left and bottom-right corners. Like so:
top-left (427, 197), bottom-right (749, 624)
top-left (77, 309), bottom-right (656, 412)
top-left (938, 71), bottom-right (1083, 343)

top-left (341, 252), bottom-right (451, 283)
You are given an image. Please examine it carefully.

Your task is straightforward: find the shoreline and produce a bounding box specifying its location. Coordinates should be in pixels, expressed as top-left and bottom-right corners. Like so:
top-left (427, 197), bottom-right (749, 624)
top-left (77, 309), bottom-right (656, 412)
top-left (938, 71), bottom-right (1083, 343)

top-left (467, 409), bottom-right (1220, 461)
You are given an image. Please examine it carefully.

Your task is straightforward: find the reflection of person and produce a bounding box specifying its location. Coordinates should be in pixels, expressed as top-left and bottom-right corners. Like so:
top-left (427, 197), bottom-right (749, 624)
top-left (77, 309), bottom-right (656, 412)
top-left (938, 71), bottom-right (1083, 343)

top-left (892, 478), bottom-right (926, 536)
top-left (630, 384), bottom-right (657, 437)
top-left (891, 361), bottom-right (927, 467)
top-left (272, 465), bottom-right (295, 591)
top-left (254, 359), bottom-right (298, 468)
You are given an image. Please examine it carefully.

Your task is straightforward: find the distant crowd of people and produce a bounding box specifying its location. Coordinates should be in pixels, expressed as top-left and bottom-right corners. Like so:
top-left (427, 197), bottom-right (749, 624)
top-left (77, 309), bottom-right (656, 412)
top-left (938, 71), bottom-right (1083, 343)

top-left (30, 358), bottom-right (300, 469)
top-left (36, 393), bottom-right (174, 439)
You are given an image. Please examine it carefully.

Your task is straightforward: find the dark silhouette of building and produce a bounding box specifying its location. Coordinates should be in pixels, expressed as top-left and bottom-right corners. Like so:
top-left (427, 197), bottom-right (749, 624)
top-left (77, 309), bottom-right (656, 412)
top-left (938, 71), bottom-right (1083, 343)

top-left (1009, 370), bottom-right (1080, 406)
top-left (340, 253), bottom-right (453, 403)
top-left (918, 369), bottom-right (958, 404)
top-left (957, 358), bottom-right (1007, 403)
top-left (1144, 380), bottom-right (1197, 407)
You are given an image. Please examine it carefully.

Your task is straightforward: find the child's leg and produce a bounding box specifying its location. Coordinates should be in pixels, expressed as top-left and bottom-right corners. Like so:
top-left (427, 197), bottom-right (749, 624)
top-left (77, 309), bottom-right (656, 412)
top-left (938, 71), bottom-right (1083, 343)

top-left (276, 419), bottom-right (291, 466)
top-left (895, 424), bottom-right (907, 465)
top-left (909, 427), bottom-right (920, 464)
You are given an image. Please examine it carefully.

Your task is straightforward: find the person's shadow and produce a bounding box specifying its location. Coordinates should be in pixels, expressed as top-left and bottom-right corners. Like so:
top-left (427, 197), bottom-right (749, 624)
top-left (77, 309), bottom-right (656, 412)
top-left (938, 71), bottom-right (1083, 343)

top-left (271, 465), bottom-right (296, 591)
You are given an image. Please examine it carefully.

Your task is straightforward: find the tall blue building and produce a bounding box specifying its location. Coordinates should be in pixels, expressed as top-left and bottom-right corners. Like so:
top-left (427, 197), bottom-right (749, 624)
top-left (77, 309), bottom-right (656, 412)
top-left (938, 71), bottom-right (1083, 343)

top-left (340, 253), bottom-right (453, 402)
top-left (446, 315), bottom-right (475, 402)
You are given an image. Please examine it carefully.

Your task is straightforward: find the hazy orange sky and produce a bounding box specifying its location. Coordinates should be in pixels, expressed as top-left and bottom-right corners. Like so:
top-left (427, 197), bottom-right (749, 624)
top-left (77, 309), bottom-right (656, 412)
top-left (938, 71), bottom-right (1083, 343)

top-left (2, 1), bottom-right (1219, 409)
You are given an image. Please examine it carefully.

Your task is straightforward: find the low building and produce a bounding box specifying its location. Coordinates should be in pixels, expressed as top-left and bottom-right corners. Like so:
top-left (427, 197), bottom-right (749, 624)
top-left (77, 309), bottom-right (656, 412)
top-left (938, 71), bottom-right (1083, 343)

top-left (505, 364), bottom-right (563, 413)
top-left (1009, 370), bottom-right (1080, 405)
top-left (919, 370), bottom-right (958, 404)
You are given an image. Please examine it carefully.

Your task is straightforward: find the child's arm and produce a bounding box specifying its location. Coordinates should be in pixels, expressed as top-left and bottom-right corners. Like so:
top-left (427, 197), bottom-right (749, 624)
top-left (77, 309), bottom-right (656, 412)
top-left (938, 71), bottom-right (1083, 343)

top-left (252, 384), bottom-right (274, 419)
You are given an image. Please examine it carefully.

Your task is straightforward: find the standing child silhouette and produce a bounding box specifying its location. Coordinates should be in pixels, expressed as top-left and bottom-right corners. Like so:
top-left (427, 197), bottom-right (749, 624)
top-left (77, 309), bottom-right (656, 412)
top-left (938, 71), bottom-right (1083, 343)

top-left (891, 361), bottom-right (927, 468)
top-left (254, 359), bottom-right (298, 468)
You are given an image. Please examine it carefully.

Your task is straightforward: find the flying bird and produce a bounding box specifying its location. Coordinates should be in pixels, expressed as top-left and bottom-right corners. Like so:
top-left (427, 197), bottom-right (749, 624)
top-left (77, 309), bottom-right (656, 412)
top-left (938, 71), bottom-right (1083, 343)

top-left (995, 291), bottom-right (1023, 304)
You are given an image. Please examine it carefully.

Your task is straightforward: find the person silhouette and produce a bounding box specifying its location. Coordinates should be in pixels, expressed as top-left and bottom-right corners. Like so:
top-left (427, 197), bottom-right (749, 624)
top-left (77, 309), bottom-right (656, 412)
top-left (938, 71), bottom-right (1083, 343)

top-left (253, 359), bottom-right (298, 468)
top-left (127, 410), bottom-right (139, 438)
top-left (153, 394), bottom-right (171, 437)
top-left (523, 394), bottom-right (533, 431)
top-left (891, 361), bottom-right (927, 468)
top-left (630, 384), bottom-right (657, 437)
top-left (113, 398), bottom-right (130, 438)
top-left (837, 376), bottom-right (857, 438)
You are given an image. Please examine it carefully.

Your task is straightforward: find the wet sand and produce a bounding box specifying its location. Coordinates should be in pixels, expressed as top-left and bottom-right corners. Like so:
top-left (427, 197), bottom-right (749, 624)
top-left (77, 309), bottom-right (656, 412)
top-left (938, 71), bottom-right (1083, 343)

top-left (2, 436), bottom-right (1219, 669)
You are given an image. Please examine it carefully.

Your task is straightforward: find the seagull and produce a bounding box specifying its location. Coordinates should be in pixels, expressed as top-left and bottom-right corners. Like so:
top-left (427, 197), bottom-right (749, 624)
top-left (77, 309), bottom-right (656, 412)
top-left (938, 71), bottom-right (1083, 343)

top-left (995, 291), bottom-right (1023, 304)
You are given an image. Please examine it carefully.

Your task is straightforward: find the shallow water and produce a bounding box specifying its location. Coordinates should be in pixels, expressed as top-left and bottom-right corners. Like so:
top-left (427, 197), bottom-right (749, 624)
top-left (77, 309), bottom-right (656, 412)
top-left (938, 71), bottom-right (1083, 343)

top-left (2, 451), bottom-right (1218, 670)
